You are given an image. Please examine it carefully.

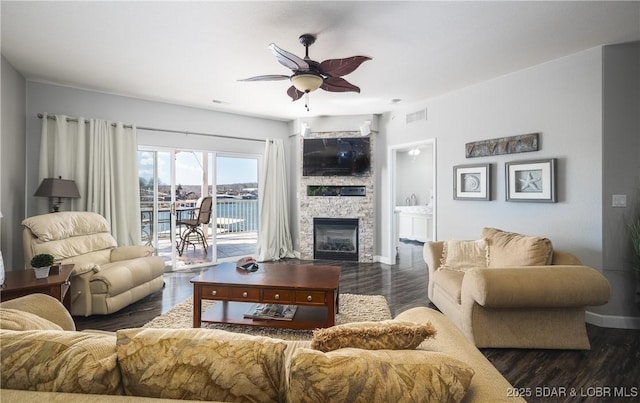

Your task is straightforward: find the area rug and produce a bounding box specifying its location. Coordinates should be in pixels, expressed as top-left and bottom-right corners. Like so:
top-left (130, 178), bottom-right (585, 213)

top-left (143, 293), bottom-right (392, 340)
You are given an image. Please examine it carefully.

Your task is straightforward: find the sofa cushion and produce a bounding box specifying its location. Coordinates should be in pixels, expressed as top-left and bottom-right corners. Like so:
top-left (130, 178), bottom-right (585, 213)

top-left (0, 294), bottom-right (76, 331)
top-left (0, 329), bottom-right (121, 395)
top-left (33, 234), bottom-right (117, 262)
top-left (0, 308), bottom-right (63, 331)
top-left (116, 328), bottom-right (287, 403)
top-left (432, 269), bottom-right (465, 303)
top-left (482, 227), bottom-right (553, 267)
top-left (63, 249), bottom-right (113, 269)
top-left (310, 320), bottom-right (436, 352)
top-left (110, 245), bottom-right (154, 261)
top-left (22, 211), bottom-right (111, 241)
top-left (440, 239), bottom-right (488, 271)
top-left (91, 257), bottom-right (164, 295)
top-left (288, 348), bottom-right (475, 403)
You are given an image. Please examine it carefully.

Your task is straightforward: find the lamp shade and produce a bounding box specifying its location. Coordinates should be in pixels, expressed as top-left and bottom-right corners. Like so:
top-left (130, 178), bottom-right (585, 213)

top-left (291, 74), bottom-right (323, 93)
top-left (34, 177), bottom-right (80, 199)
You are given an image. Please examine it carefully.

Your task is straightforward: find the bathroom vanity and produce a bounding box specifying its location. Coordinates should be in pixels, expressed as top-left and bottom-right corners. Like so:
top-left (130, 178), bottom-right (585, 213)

top-left (395, 205), bottom-right (433, 243)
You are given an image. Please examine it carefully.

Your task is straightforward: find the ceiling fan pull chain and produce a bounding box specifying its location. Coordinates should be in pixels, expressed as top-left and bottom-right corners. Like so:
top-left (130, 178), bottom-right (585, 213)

top-left (305, 93), bottom-right (310, 112)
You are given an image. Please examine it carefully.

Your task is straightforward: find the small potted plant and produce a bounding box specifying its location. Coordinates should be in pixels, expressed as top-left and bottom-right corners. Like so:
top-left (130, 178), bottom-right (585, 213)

top-left (30, 253), bottom-right (55, 279)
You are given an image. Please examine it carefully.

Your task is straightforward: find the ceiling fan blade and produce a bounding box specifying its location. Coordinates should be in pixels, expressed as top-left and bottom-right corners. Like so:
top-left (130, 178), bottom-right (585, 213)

top-left (287, 86), bottom-right (305, 101)
top-left (319, 56), bottom-right (371, 77)
top-left (269, 43), bottom-right (309, 71)
top-left (320, 77), bottom-right (361, 93)
top-left (238, 75), bottom-right (291, 82)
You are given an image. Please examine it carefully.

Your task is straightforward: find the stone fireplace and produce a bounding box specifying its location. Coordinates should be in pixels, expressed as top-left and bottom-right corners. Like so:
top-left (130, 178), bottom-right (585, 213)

top-left (299, 131), bottom-right (375, 262)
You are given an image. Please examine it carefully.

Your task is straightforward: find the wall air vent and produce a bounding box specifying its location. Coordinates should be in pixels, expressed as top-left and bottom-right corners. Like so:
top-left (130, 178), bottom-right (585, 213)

top-left (406, 108), bottom-right (427, 124)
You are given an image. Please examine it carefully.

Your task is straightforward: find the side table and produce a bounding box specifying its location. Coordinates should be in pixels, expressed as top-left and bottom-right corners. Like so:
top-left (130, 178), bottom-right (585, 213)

top-left (1, 264), bottom-right (74, 310)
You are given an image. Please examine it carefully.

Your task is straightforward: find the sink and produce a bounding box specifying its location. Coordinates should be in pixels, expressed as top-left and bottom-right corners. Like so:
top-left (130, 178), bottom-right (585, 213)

top-left (395, 205), bottom-right (432, 215)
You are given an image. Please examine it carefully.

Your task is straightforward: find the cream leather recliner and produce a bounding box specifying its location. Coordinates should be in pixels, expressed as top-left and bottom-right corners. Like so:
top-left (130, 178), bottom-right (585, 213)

top-left (22, 212), bottom-right (165, 316)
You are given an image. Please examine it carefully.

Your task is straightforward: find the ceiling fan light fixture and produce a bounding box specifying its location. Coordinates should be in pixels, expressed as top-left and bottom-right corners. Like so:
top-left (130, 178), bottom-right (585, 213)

top-left (291, 74), bottom-right (323, 93)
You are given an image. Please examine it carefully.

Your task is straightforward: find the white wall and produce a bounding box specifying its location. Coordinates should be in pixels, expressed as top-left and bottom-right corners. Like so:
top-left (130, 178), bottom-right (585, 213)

top-left (25, 82), bottom-right (291, 216)
top-left (379, 47), bottom-right (603, 269)
top-left (1, 55), bottom-right (27, 270)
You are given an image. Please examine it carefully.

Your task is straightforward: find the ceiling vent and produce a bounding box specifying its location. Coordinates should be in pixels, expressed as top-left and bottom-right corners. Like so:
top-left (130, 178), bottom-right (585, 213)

top-left (406, 108), bottom-right (427, 124)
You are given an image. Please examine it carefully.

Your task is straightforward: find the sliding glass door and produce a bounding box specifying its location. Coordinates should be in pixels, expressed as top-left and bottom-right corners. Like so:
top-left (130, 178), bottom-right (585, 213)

top-left (138, 148), bottom-right (259, 270)
top-left (139, 150), bottom-right (174, 267)
top-left (215, 155), bottom-right (259, 261)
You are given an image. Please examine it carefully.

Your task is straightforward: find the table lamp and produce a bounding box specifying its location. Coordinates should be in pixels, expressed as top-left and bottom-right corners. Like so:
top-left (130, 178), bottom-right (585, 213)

top-left (34, 176), bottom-right (81, 212)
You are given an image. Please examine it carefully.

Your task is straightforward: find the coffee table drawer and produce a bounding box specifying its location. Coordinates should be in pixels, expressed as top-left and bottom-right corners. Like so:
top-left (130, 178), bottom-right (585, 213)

top-left (263, 289), bottom-right (294, 303)
top-left (230, 287), bottom-right (260, 302)
top-left (201, 286), bottom-right (231, 299)
top-left (295, 291), bottom-right (326, 305)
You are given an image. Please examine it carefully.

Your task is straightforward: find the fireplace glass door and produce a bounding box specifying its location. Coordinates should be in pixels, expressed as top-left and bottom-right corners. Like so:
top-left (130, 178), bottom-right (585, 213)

top-left (313, 218), bottom-right (359, 261)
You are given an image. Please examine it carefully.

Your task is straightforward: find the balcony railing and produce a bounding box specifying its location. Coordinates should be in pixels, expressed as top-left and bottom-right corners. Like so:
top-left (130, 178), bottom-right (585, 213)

top-left (215, 198), bottom-right (258, 234)
top-left (140, 198), bottom-right (259, 243)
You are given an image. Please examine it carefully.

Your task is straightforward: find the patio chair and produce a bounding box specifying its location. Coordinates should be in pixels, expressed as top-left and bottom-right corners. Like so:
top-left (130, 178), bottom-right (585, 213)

top-left (176, 196), bottom-right (213, 256)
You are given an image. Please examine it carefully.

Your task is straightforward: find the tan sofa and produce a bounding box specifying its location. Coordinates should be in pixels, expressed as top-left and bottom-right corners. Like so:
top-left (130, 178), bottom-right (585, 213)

top-left (22, 212), bottom-right (165, 316)
top-left (0, 294), bottom-right (525, 403)
top-left (424, 227), bottom-right (611, 350)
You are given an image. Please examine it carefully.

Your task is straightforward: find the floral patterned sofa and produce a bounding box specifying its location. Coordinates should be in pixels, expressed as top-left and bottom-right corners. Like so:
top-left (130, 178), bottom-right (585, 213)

top-left (0, 294), bottom-right (525, 402)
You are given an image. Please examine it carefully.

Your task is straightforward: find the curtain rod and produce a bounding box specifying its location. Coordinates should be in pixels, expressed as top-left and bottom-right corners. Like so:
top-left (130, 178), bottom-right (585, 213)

top-left (37, 113), bottom-right (267, 143)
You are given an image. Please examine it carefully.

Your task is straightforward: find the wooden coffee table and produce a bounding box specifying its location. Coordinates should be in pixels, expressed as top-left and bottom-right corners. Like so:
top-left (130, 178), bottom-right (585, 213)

top-left (1, 264), bottom-right (74, 310)
top-left (190, 262), bottom-right (341, 330)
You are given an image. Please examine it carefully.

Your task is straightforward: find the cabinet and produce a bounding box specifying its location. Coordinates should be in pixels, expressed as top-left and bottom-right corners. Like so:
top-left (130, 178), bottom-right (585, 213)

top-left (396, 206), bottom-right (432, 243)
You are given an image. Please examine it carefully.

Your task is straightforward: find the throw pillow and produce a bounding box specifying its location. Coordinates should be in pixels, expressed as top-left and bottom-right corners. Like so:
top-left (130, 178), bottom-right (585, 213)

top-left (310, 320), bottom-right (436, 352)
top-left (116, 328), bottom-right (287, 403)
top-left (482, 227), bottom-right (553, 267)
top-left (0, 308), bottom-right (63, 331)
top-left (440, 239), bottom-right (488, 271)
top-left (0, 329), bottom-right (121, 394)
top-left (288, 348), bottom-right (475, 403)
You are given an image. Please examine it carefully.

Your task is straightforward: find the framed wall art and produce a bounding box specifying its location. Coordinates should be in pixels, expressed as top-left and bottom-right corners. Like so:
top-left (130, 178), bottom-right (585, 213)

top-left (505, 158), bottom-right (557, 202)
top-left (453, 164), bottom-right (491, 200)
top-left (465, 133), bottom-right (539, 158)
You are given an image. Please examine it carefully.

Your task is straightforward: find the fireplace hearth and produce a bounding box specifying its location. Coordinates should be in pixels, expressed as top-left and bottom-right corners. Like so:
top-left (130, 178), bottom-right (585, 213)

top-left (313, 218), bottom-right (359, 261)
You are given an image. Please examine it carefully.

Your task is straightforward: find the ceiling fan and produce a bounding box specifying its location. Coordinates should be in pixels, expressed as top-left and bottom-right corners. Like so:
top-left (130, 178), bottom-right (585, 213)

top-left (239, 34), bottom-right (371, 111)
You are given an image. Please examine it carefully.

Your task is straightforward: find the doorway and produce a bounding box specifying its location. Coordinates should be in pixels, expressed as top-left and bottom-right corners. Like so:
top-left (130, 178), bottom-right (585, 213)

top-left (389, 139), bottom-right (437, 260)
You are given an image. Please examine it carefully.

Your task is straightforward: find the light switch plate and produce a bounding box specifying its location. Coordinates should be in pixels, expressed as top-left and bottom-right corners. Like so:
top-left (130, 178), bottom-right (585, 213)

top-left (612, 194), bottom-right (627, 207)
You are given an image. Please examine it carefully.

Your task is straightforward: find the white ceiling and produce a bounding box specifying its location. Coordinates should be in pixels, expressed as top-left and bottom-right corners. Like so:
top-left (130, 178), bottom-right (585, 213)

top-left (2, 1), bottom-right (639, 121)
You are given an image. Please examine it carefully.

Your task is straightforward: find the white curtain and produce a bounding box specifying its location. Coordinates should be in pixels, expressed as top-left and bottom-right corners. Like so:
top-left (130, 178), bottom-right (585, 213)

top-left (257, 139), bottom-right (295, 261)
top-left (39, 114), bottom-right (142, 245)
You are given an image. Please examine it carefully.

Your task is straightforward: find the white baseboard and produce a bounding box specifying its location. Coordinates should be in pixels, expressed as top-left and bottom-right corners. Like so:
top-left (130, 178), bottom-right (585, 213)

top-left (585, 310), bottom-right (640, 329)
top-left (374, 255), bottom-right (396, 265)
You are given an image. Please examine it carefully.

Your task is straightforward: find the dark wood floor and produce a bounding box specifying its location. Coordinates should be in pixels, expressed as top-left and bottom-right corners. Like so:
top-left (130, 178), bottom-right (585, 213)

top-left (74, 241), bottom-right (640, 403)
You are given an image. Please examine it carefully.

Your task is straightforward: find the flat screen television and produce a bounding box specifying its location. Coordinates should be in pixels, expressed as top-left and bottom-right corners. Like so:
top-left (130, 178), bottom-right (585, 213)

top-left (303, 137), bottom-right (371, 176)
